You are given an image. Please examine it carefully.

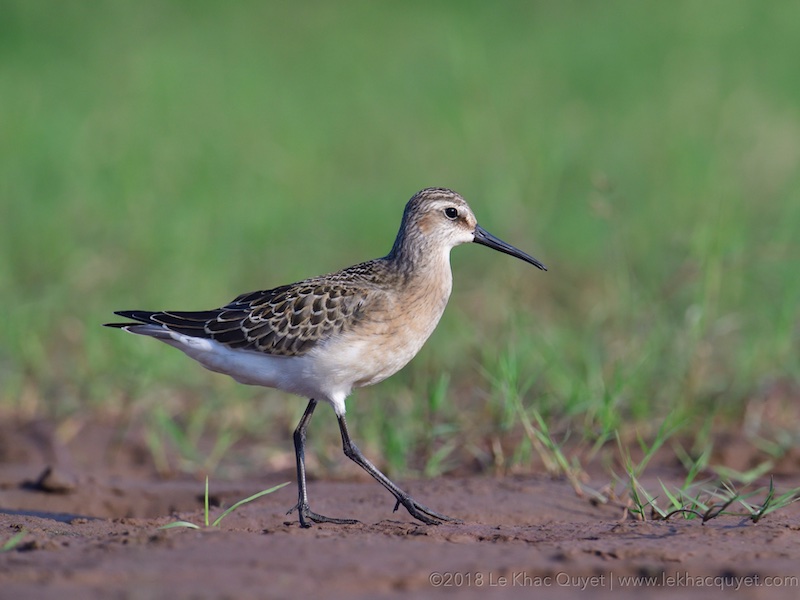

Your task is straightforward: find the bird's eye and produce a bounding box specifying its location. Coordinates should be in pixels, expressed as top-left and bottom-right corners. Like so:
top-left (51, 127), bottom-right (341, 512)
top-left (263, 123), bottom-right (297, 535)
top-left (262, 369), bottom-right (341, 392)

top-left (444, 207), bottom-right (459, 220)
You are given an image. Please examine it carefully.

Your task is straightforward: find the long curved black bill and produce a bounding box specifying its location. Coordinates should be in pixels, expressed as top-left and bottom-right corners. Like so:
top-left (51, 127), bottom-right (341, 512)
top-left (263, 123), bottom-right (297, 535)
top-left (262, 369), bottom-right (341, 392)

top-left (473, 225), bottom-right (547, 271)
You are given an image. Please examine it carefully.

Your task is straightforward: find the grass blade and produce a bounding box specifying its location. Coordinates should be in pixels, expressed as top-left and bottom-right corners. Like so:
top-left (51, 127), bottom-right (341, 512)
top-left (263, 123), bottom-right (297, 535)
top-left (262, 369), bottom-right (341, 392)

top-left (159, 521), bottom-right (201, 530)
top-left (204, 476), bottom-right (210, 527)
top-left (1, 530), bottom-right (27, 552)
top-left (212, 482), bottom-right (291, 527)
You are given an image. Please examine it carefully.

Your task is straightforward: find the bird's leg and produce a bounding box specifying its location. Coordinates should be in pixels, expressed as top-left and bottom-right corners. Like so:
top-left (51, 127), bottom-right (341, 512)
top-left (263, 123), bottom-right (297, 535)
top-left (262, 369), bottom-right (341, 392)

top-left (336, 412), bottom-right (461, 525)
top-left (287, 399), bottom-right (358, 527)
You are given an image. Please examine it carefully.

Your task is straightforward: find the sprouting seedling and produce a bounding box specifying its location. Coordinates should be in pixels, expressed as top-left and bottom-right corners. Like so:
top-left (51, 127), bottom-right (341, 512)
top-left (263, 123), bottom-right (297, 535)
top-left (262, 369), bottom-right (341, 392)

top-left (581, 425), bottom-right (800, 526)
top-left (626, 475), bottom-right (655, 520)
top-left (658, 486), bottom-right (737, 523)
top-left (1, 530), bottom-right (27, 552)
top-left (161, 478), bottom-right (290, 530)
top-left (738, 477), bottom-right (800, 523)
top-left (621, 475), bottom-right (800, 525)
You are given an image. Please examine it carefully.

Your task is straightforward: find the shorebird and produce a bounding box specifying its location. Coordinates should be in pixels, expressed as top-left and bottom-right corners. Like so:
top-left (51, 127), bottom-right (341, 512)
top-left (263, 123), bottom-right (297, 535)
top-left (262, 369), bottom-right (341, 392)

top-left (106, 188), bottom-right (546, 527)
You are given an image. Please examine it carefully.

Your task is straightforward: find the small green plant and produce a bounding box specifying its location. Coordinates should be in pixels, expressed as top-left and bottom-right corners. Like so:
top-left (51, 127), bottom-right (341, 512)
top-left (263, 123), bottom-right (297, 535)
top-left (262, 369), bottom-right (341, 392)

top-left (737, 477), bottom-right (800, 523)
top-left (1, 530), bottom-right (27, 552)
top-left (576, 422), bottom-right (800, 525)
top-left (161, 478), bottom-right (289, 530)
top-left (641, 477), bottom-right (800, 524)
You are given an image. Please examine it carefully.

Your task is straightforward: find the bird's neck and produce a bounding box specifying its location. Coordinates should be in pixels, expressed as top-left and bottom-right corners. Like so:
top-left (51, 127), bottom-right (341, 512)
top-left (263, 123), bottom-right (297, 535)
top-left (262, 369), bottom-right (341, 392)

top-left (385, 237), bottom-right (454, 315)
top-left (387, 227), bottom-right (452, 281)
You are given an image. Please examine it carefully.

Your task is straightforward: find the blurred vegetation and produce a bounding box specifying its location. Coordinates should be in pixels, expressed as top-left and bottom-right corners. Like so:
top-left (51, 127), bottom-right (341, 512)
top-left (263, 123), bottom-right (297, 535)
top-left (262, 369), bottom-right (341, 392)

top-left (1, 1), bottom-right (798, 476)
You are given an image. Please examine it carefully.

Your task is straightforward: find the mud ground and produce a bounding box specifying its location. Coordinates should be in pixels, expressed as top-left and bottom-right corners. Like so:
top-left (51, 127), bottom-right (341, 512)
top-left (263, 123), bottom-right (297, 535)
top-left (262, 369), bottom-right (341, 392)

top-left (1, 420), bottom-right (799, 599)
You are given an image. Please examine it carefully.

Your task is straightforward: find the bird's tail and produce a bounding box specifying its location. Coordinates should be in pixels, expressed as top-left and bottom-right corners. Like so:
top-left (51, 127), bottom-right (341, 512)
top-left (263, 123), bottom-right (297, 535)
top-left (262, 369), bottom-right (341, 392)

top-left (104, 310), bottom-right (159, 327)
top-left (104, 310), bottom-right (174, 340)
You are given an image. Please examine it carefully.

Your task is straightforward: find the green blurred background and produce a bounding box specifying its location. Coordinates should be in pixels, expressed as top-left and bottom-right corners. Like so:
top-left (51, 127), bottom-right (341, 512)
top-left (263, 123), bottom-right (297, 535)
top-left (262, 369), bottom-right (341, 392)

top-left (2, 1), bottom-right (798, 475)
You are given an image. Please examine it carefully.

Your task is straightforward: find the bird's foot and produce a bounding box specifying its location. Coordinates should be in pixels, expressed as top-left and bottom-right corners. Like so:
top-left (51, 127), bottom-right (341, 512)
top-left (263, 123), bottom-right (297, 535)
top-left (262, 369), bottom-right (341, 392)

top-left (392, 496), bottom-right (462, 525)
top-left (287, 502), bottom-right (360, 528)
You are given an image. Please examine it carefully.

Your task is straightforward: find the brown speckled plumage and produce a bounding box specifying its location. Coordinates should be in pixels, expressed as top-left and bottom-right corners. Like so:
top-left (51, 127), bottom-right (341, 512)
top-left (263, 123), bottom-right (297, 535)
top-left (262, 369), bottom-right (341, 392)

top-left (115, 265), bottom-right (389, 357)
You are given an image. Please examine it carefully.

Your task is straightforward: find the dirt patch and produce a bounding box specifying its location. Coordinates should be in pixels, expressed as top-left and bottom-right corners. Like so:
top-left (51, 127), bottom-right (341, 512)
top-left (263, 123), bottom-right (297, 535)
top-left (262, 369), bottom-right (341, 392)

top-left (1, 420), bottom-right (799, 599)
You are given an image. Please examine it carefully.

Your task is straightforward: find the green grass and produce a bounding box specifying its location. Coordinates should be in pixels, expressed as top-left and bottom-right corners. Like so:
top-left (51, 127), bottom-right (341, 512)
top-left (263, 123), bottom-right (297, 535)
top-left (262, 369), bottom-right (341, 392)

top-left (0, 529), bottom-right (27, 553)
top-left (160, 478), bottom-right (290, 530)
top-left (2, 1), bottom-right (799, 477)
top-left (622, 469), bottom-right (800, 525)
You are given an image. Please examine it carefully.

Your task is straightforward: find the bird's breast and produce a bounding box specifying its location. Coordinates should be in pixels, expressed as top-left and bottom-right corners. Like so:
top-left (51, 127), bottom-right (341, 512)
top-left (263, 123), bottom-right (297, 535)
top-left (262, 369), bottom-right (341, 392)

top-left (312, 264), bottom-right (453, 390)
